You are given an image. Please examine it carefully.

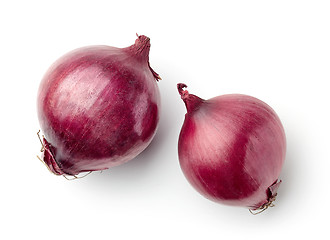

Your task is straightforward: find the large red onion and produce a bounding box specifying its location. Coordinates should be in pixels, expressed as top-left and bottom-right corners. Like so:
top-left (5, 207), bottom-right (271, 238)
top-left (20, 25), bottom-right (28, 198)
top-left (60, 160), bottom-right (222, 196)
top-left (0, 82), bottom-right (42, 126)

top-left (37, 35), bottom-right (161, 176)
top-left (177, 83), bottom-right (286, 212)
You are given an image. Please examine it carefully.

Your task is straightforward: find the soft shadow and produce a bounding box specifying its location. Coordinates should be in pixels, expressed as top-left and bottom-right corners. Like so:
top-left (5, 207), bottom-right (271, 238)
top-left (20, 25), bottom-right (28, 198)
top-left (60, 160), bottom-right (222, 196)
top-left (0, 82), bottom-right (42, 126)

top-left (84, 123), bottom-right (167, 188)
top-left (275, 126), bottom-right (304, 214)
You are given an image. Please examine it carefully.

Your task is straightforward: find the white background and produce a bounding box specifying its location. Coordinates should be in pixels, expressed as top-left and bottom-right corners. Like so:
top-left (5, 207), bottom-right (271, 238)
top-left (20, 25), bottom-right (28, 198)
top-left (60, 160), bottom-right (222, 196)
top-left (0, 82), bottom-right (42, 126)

top-left (1, 0), bottom-right (329, 239)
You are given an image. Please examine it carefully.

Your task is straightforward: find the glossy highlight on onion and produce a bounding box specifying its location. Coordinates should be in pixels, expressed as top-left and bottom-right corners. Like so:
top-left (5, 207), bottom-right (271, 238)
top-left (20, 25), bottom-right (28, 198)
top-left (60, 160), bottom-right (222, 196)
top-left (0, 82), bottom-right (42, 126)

top-left (177, 83), bottom-right (286, 212)
top-left (37, 35), bottom-right (161, 176)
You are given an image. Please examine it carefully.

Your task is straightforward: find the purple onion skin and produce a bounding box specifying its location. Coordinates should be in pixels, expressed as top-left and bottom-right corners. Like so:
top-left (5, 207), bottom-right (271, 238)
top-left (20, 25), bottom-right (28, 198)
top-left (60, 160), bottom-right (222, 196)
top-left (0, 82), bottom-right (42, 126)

top-left (37, 35), bottom-right (161, 176)
top-left (177, 84), bottom-right (286, 210)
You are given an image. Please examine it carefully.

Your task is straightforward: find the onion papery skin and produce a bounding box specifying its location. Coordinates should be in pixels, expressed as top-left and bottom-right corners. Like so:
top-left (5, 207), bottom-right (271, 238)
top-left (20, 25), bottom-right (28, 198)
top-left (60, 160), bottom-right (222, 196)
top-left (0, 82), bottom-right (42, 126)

top-left (177, 84), bottom-right (286, 210)
top-left (37, 35), bottom-right (161, 176)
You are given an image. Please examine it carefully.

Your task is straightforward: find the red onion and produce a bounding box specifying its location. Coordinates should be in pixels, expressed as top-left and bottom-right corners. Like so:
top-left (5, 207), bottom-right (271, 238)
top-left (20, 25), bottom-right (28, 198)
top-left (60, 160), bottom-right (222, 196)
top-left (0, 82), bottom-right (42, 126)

top-left (177, 83), bottom-right (286, 212)
top-left (37, 35), bottom-right (161, 176)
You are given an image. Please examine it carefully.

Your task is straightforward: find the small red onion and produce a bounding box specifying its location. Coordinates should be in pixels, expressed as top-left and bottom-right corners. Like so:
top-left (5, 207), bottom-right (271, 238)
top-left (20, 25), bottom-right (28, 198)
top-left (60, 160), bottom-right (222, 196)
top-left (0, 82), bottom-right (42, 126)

top-left (37, 35), bottom-right (161, 176)
top-left (177, 83), bottom-right (286, 212)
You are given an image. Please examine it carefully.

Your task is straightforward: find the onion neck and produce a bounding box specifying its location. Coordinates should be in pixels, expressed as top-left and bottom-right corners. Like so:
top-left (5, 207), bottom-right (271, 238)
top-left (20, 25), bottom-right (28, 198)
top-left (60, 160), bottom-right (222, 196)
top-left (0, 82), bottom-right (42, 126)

top-left (125, 34), bottom-right (151, 63)
top-left (177, 83), bottom-right (205, 113)
top-left (124, 34), bottom-right (161, 81)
